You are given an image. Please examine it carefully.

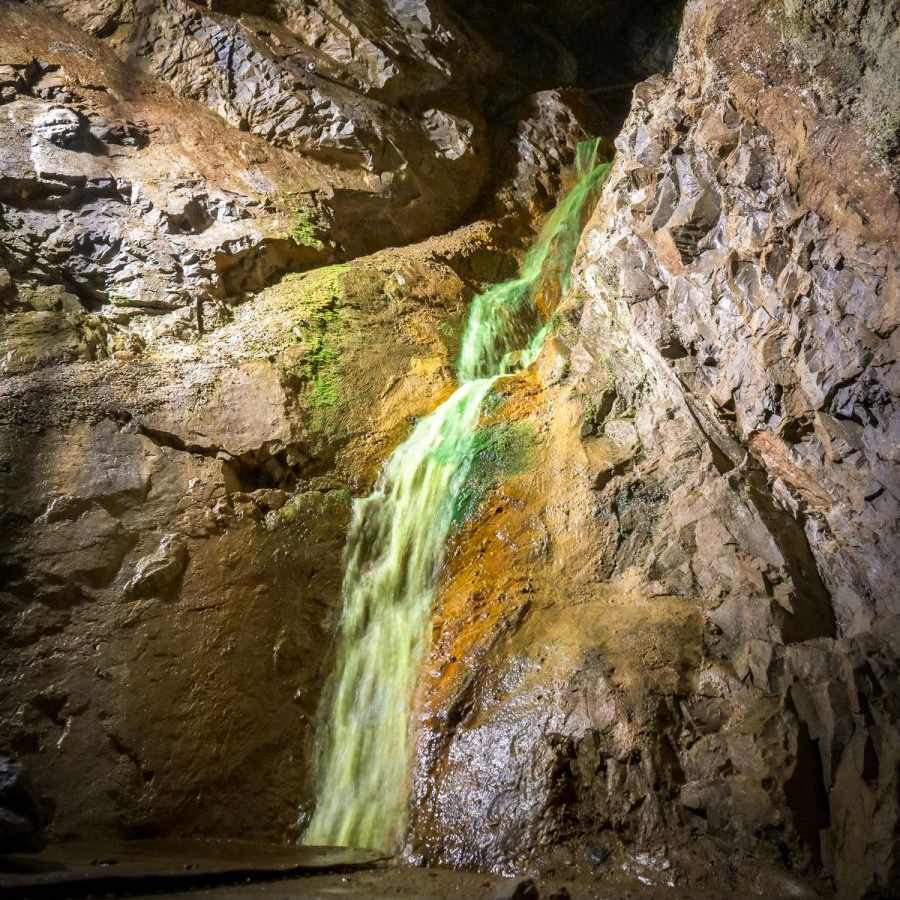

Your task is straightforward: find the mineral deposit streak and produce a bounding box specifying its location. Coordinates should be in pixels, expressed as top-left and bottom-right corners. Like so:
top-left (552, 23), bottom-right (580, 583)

top-left (304, 140), bottom-right (610, 850)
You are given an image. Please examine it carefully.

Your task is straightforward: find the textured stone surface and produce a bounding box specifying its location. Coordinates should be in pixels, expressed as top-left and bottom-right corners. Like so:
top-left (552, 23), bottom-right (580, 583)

top-left (0, 0), bottom-right (608, 845)
top-left (409, 2), bottom-right (898, 898)
top-left (0, 224), bottom-right (512, 840)
top-left (0, 1), bottom-right (605, 328)
top-left (0, 6), bottom-right (336, 323)
top-left (29, 0), bottom-right (493, 253)
top-left (1, 0), bottom-right (896, 896)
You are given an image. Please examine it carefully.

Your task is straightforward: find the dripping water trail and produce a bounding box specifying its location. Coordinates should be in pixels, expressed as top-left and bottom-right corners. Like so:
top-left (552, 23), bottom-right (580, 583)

top-left (303, 141), bottom-right (611, 851)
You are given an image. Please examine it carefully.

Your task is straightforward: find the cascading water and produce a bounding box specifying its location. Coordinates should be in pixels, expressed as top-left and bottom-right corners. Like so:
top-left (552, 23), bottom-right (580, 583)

top-left (304, 140), bottom-right (611, 851)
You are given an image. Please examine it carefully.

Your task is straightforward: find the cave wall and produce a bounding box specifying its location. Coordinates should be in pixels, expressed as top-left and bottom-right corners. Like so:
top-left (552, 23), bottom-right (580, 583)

top-left (583, 5), bottom-right (900, 892)
top-left (0, 0), bottom-right (896, 895)
top-left (410, 1), bottom-right (898, 897)
top-left (0, 0), bottom-right (611, 843)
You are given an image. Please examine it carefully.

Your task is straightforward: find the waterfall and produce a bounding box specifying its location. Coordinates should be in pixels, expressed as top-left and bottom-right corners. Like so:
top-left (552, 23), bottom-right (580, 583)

top-left (303, 141), bottom-right (610, 850)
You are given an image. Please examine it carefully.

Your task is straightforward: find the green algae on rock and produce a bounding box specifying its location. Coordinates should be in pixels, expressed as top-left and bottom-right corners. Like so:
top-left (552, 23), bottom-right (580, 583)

top-left (448, 421), bottom-right (536, 529)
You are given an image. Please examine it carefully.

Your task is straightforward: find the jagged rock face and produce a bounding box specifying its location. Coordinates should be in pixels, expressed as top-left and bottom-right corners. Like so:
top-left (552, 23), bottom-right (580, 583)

top-left (0, 0), bottom-right (607, 843)
top-left (66, 0), bottom-right (492, 239)
top-left (0, 5), bottom-right (331, 328)
top-left (601, 0), bottom-right (899, 644)
top-left (410, 1), bottom-right (898, 897)
top-left (1, 0), bottom-right (896, 895)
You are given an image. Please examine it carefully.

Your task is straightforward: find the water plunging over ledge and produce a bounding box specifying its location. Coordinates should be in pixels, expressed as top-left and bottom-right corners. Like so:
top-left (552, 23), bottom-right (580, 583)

top-left (303, 141), bottom-right (611, 851)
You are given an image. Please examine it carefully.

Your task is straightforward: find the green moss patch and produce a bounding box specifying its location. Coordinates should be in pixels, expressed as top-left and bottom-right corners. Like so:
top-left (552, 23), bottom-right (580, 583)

top-left (268, 192), bottom-right (327, 249)
top-left (299, 305), bottom-right (342, 408)
top-left (327, 487), bottom-right (353, 505)
top-left (290, 207), bottom-right (324, 249)
top-left (448, 421), bottom-right (536, 527)
top-left (239, 264), bottom-right (352, 411)
top-left (283, 266), bottom-right (349, 409)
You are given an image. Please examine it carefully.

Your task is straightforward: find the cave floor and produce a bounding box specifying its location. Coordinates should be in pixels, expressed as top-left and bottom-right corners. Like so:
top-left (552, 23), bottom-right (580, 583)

top-left (0, 840), bottom-right (829, 900)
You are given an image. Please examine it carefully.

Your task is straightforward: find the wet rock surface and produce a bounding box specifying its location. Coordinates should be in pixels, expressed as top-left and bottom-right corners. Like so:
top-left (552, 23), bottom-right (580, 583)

top-left (409, 1), bottom-right (898, 898)
top-left (0, 0), bottom-right (896, 898)
top-left (0, 0), bottom-right (612, 847)
top-left (0, 839), bottom-right (387, 896)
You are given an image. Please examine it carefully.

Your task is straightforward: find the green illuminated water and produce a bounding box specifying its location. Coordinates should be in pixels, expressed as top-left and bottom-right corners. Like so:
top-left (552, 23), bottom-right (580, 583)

top-left (304, 141), bottom-right (610, 851)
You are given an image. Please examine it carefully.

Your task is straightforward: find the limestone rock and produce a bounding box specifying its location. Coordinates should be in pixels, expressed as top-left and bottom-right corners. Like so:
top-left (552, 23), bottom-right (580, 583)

top-left (1, 1), bottom-right (607, 332)
top-left (124, 534), bottom-right (189, 600)
top-left (409, 1), bottom-right (899, 897)
top-left (489, 89), bottom-right (609, 218)
top-left (30, 0), bottom-right (493, 252)
top-left (31, 105), bottom-right (83, 145)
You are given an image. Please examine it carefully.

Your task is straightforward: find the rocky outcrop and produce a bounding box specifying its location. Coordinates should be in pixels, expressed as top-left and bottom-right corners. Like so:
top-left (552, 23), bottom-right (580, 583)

top-left (0, 220), bottom-right (518, 840)
top-left (0, 0), bottom-right (613, 842)
top-left (410, 1), bottom-right (898, 898)
top-left (28, 0), bottom-right (494, 255)
top-left (573, 5), bottom-right (900, 891)
top-left (1, 0), bottom-right (608, 331)
top-left (0, 5), bottom-right (334, 326)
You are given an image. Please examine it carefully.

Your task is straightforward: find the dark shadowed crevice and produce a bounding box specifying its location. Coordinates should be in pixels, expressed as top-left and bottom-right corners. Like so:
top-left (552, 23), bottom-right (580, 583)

top-left (678, 367), bottom-right (835, 643)
top-left (740, 466), bottom-right (837, 643)
top-left (785, 694), bottom-right (831, 867)
top-left (135, 424), bottom-right (307, 492)
top-left (445, 0), bottom-right (686, 129)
